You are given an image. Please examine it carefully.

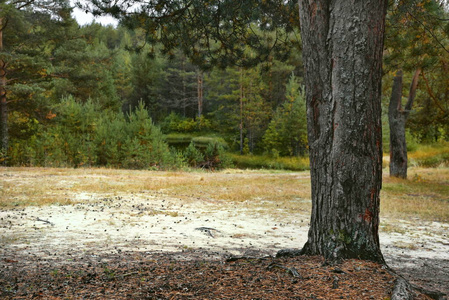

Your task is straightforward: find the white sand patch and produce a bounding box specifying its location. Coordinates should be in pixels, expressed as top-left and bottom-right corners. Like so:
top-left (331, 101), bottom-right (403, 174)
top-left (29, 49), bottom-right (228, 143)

top-left (1, 194), bottom-right (309, 260)
top-left (1, 191), bottom-right (447, 265)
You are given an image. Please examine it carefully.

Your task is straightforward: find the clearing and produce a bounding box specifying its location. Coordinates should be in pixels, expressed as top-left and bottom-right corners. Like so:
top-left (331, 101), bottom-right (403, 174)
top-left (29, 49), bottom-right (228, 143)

top-left (1, 167), bottom-right (448, 299)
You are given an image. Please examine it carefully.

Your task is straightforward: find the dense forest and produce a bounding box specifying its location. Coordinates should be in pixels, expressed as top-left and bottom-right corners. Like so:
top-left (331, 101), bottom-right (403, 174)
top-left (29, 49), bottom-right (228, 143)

top-left (0, 0), bottom-right (448, 170)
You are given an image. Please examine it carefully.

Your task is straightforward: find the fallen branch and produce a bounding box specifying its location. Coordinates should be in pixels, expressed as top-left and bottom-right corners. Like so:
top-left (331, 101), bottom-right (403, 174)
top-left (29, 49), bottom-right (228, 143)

top-left (36, 217), bottom-right (54, 226)
top-left (194, 227), bottom-right (220, 238)
top-left (225, 255), bottom-right (271, 263)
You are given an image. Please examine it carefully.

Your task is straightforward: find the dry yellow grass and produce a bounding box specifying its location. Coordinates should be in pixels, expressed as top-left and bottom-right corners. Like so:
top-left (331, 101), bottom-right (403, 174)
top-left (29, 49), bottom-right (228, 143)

top-left (1, 166), bottom-right (448, 222)
top-left (381, 167), bottom-right (449, 221)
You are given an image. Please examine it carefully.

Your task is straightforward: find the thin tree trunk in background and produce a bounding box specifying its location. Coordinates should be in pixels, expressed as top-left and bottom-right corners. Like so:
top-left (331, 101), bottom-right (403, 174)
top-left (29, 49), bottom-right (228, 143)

top-left (239, 68), bottom-right (243, 155)
top-left (182, 57), bottom-right (186, 118)
top-left (197, 71), bottom-right (203, 118)
top-left (0, 17), bottom-right (8, 160)
top-left (388, 69), bottom-right (420, 178)
top-left (298, 0), bottom-right (387, 263)
top-left (388, 70), bottom-right (406, 178)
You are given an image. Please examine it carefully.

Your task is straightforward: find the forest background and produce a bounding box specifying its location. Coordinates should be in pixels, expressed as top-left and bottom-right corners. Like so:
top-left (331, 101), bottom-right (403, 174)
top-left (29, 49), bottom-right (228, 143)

top-left (1, 0), bottom-right (448, 171)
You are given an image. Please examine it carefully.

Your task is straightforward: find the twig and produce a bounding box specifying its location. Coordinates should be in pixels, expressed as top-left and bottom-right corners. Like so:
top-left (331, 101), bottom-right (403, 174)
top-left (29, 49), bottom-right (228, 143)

top-left (120, 271), bottom-right (138, 278)
top-left (194, 227), bottom-right (220, 238)
top-left (36, 217), bottom-right (55, 226)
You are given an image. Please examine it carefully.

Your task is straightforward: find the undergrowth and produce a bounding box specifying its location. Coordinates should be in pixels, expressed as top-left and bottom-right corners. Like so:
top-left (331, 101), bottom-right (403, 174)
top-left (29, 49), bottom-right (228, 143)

top-left (230, 154), bottom-right (310, 171)
top-left (408, 142), bottom-right (449, 167)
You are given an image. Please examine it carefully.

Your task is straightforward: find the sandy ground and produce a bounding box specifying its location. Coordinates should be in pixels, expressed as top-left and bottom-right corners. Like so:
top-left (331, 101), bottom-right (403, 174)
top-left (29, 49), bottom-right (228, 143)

top-left (1, 173), bottom-right (448, 296)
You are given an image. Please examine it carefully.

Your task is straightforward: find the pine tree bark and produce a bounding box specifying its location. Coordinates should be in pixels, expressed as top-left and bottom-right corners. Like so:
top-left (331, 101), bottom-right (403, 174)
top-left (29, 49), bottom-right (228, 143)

top-left (389, 69), bottom-right (420, 179)
top-left (298, 0), bottom-right (387, 262)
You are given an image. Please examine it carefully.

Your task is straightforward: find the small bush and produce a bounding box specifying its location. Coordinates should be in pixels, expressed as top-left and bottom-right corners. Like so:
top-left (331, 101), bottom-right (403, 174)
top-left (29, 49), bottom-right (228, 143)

top-left (184, 142), bottom-right (204, 167)
top-left (183, 141), bottom-right (232, 170)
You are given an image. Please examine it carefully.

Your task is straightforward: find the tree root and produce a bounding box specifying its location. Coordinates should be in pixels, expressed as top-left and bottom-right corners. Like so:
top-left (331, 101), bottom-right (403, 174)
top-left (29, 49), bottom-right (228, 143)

top-left (390, 275), bottom-right (446, 300)
top-left (391, 277), bottom-right (413, 300)
top-left (275, 248), bottom-right (302, 258)
top-left (275, 248), bottom-right (447, 300)
top-left (387, 266), bottom-right (446, 300)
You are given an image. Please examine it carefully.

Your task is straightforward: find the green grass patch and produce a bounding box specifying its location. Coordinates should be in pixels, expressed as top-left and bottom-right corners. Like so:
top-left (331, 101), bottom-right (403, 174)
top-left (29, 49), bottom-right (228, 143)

top-left (191, 136), bottom-right (228, 149)
top-left (230, 154), bottom-right (310, 171)
top-left (165, 133), bottom-right (194, 144)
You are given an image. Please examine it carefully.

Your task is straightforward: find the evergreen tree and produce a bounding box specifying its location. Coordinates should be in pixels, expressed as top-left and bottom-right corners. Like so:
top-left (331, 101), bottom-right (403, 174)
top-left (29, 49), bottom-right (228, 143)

top-left (263, 74), bottom-right (307, 157)
top-left (384, 0), bottom-right (449, 177)
top-left (0, 0), bottom-right (70, 162)
top-left (125, 49), bottom-right (167, 120)
top-left (51, 23), bottom-right (120, 110)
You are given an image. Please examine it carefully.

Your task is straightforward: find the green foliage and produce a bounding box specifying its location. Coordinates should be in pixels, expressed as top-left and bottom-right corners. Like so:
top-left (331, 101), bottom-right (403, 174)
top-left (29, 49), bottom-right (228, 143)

top-left (230, 154), bottom-right (309, 171)
top-left (383, 0), bottom-right (449, 143)
top-left (85, 0), bottom-right (299, 69)
top-left (262, 74), bottom-right (308, 156)
top-left (183, 140), bottom-right (232, 170)
top-left (121, 102), bottom-right (173, 169)
top-left (9, 98), bottom-right (179, 169)
top-left (184, 142), bottom-right (204, 167)
top-left (192, 136), bottom-right (228, 149)
top-left (34, 96), bottom-right (99, 167)
top-left (161, 112), bottom-right (213, 134)
top-left (5, 3), bottom-right (449, 172)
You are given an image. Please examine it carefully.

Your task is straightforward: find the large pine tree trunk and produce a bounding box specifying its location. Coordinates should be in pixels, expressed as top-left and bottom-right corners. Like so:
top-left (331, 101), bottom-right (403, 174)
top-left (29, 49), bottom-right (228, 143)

top-left (389, 69), bottom-right (420, 179)
top-left (298, 0), bottom-right (387, 262)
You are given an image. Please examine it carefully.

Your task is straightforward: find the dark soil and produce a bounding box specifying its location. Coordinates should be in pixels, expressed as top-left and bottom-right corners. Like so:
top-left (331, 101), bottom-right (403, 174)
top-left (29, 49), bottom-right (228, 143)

top-left (0, 250), bottom-right (439, 300)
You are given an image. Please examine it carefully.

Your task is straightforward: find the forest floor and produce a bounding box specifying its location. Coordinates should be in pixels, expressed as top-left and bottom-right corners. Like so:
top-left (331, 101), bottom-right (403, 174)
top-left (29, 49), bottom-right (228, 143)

top-left (0, 167), bottom-right (448, 299)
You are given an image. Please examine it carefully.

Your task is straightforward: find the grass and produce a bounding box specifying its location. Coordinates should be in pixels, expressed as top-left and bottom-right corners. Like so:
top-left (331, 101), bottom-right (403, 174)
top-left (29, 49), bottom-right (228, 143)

top-left (230, 154), bottom-right (310, 171)
top-left (1, 166), bottom-right (448, 223)
top-left (381, 167), bottom-right (449, 222)
top-left (408, 142), bottom-right (449, 167)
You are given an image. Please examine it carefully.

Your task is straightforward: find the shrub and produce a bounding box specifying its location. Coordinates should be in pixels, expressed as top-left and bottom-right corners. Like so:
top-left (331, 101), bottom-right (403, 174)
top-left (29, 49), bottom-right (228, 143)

top-left (184, 142), bottom-right (204, 167)
top-left (161, 112), bottom-right (213, 134)
top-left (183, 140), bottom-right (232, 170)
top-left (9, 98), bottom-right (180, 170)
top-left (121, 102), bottom-right (174, 169)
